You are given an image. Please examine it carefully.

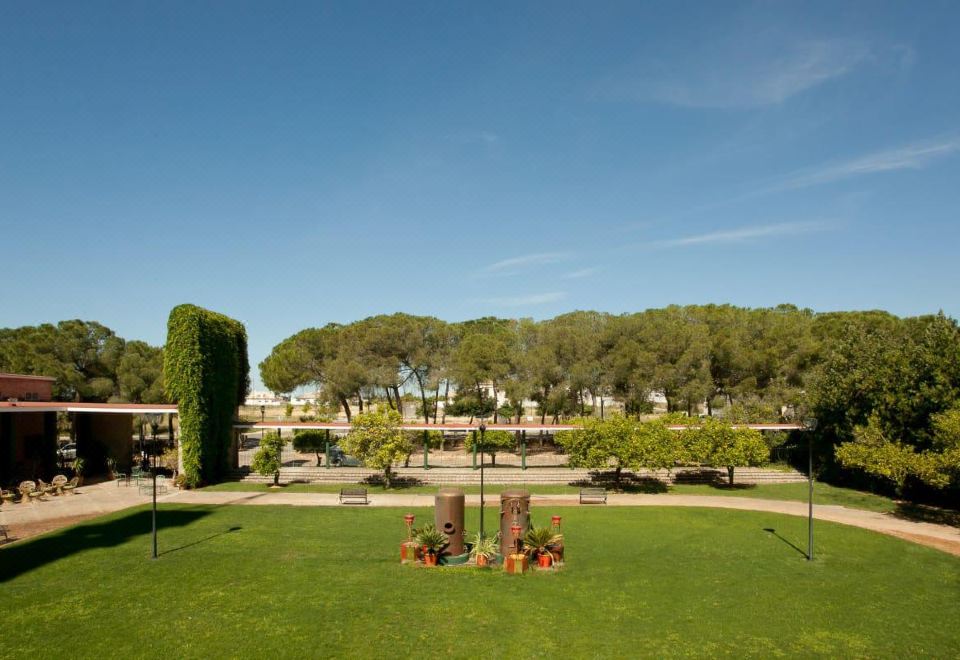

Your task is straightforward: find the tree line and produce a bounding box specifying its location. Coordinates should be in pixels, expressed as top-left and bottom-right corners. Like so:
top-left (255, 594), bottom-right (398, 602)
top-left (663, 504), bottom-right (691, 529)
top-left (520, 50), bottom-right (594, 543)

top-left (261, 305), bottom-right (960, 502)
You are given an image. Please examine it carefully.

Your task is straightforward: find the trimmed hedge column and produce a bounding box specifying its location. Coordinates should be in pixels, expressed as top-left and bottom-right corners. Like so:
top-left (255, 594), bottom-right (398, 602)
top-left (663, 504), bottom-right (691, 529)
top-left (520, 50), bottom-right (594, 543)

top-left (164, 304), bottom-right (249, 487)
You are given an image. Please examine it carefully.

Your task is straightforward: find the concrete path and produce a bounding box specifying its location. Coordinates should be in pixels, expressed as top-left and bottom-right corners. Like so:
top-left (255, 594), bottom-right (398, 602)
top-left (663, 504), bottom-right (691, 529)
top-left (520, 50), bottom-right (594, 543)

top-left (3, 484), bottom-right (958, 557)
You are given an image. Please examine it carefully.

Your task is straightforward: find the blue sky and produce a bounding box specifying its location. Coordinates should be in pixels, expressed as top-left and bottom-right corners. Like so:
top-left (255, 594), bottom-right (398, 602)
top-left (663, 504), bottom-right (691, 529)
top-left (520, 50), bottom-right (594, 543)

top-left (3, 1), bottom-right (959, 387)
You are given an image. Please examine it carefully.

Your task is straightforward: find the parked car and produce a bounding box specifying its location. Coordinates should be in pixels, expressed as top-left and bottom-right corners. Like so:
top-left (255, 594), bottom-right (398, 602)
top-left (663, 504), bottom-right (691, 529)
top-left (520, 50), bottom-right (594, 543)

top-left (327, 445), bottom-right (361, 467)
top-left (58, 443), bottom-right (77, 461)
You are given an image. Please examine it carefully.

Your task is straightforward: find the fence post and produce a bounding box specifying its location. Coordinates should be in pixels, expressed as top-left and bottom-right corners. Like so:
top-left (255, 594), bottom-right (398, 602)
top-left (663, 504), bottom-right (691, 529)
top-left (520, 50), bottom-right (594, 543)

top-left (325, 429), bottom-right (330, 469)
top-left (521, 430), bottom-right (526, 470)
top-left (422, 430), bottom-right (429, 470)
top-left (472, 431), bottom-right (478, 470)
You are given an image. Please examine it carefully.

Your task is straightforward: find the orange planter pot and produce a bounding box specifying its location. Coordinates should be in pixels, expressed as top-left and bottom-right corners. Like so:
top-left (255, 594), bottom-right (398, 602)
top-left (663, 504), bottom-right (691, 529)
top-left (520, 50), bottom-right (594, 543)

top-left (401, 542), bottom-right (418, 563)
top-left (423, 553), bottom-right (438, 567)
top-left (537, 553), bottom-right (553, 568)
top-left (504, 553), bottom-right (528, 574)
top-left (476, 554), bottom-right (489, 567)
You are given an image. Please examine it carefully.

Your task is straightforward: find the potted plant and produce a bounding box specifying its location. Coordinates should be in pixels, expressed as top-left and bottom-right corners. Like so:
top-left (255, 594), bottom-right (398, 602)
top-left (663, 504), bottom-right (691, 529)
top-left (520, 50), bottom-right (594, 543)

top-left (523, 527), bottom-right (561, 569)
top-left (415, 524), bottom-right (447, 566)
top-left (468, 532), bottom-right (499, 567)
top-left (106, 457), bottom-right (117, 480)
top-left (73, 457), bottom-right (86, 486)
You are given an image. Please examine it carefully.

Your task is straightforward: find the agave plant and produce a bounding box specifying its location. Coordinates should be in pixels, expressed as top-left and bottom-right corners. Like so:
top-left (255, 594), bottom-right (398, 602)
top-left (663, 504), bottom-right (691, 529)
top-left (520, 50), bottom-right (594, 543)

top-left (415, 524), bottom-right (448, 553)
top-left (522, 526), bottom-right (561, 557)
top-left (468, 532), bottom-right (500, 560)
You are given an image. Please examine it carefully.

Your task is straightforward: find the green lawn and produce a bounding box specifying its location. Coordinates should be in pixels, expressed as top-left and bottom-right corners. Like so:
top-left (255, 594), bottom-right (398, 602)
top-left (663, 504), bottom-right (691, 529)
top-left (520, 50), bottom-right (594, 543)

top-left (201, 480), bottom-right (899, 513)
top-left (3, 505), bottom-right (959, 657)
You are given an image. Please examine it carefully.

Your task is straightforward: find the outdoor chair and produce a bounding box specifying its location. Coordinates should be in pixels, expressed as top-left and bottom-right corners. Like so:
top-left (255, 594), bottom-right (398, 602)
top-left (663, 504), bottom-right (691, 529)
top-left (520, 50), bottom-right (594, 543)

top-left (51, 475), bottom-right (68, 495)
top-left (38, 479), bottom-right (58, 496)
top-left (138, 473), bottom-right (155, 495)
top-left (61, 476), bottom-right (79, 494)
top-left (155, 475), bottom-right (168, 495)
top-left (115, 472), bottom-right (128, 486)
top-left (18, 481), bottom-right (42, 502)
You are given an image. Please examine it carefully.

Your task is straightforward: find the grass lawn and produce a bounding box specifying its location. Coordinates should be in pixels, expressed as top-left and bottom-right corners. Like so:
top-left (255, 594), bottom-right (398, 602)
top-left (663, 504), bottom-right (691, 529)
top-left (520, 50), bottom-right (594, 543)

top-left (3, 505), bottom-right (959, 657)
top-left (201, 480), bottom-right (899, 513)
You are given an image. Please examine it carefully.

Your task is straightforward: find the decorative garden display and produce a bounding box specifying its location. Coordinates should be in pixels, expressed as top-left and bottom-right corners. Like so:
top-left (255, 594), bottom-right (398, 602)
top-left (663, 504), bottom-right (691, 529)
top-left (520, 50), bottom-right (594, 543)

top-left (399, 488), bottom-right (564, 573)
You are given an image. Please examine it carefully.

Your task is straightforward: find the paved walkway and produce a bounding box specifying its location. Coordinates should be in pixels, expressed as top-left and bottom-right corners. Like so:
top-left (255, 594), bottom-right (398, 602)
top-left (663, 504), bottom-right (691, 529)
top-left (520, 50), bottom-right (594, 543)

top-left (3, 484), bottom-right (959, 557)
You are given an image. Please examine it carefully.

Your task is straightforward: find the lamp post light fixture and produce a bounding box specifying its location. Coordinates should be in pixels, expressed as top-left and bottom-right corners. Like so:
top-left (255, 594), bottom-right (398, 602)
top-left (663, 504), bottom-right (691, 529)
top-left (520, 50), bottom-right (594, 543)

top-left (478, 421), bottom-right (487, 539)
top-left (260, 404), bottom-right (265, 423)
top-left (803, 417), bottom-right (818, 561)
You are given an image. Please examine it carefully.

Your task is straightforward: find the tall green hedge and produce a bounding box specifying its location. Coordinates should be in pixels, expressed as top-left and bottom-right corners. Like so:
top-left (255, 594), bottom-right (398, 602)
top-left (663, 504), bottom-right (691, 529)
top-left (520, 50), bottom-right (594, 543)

top-left (164, 304), bottom-right (249, 486)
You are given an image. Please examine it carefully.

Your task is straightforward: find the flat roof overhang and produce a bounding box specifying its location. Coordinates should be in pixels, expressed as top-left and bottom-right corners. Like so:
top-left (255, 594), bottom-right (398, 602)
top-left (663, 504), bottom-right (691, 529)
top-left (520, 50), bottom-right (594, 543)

top-left (0, 402), bottom-right (178, 415)
top-left (233, 421), bottom-right (805, 432)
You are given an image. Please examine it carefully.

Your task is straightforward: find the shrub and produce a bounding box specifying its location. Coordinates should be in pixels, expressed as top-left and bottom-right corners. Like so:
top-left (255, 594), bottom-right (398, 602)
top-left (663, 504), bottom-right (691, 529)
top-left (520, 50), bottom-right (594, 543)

top-left (163, 304), bottom-right (249, 487)
top-left (252, 432), bottom-right (285, 486)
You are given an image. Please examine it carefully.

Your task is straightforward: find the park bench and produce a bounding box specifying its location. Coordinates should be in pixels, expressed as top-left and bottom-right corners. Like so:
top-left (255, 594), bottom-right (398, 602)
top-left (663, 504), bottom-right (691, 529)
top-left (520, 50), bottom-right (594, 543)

top-left (339, 488), bottom-right (368, 505)
top-left (579, 487), bottom-right (607, 504)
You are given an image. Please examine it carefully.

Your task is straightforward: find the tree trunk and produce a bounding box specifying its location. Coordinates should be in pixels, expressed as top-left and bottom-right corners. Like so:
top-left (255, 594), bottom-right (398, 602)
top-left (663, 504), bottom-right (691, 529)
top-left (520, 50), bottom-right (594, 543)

top-left (415, 373), bottom-right (430, 424)
top-left (340, 397), bottom-right (352, 421)
top-left (615, 465), bottom-right (622, 490)
top-left (393, 385), bottom-right (403, 418)
top-left (356, 392), bottom-right (364, 412)
top-left (600, 396), bottom-right (605, 420)
top-left (492, 385), bottom-right (499, 423)
top-left (315, 451), bottom-right (322, 466)
top-left (273, 469), bottom-right (280, 487)
top-left (433, 381), bottom-right (442, 423)
top-left (384, 464), bottom-right (392, 489)
top-left (441, 380), bottom-right (450, 423)
top-left (579, 389), bottom-right (585, 416)
top-left (727, 466), bottom-right (735, 486)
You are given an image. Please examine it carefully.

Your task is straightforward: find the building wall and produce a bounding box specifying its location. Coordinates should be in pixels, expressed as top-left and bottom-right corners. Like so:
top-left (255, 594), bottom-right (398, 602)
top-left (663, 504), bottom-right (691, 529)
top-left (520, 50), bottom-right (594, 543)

top-left (0, 411), bottom-right (57, 484)
top-left (75, 413), bottom-right (134, 474)
top-left (0, 374), bottom-right (55, 402)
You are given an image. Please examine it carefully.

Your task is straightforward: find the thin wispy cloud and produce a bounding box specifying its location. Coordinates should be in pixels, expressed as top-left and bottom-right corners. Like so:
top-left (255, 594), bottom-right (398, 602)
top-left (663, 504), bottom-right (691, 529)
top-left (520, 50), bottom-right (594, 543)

top-left (561, 267), bottom-right (599, 280)
top-left (481, 292), bottom-right (567, 306)
top-left (661, 136), bottom-right (960, 223)
top-left (774, 137), bottom-right (960, 191)
top-left (479, 252), bottom-right (571, 276)
top-left (652, 222), bottom-right (826, 248)
top-left (603, 37), bottom-right (871, 109)
top-left (447, 131), bottom-right (502, 145)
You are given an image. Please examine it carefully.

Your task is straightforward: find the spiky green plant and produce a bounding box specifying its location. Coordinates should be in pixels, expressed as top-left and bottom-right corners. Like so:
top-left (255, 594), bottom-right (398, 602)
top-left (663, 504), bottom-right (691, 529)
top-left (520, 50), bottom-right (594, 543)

top-left (415, 524), bottom-right (448, 553)
top-left (468, 532), bottom-right (500, 560)
top-left (522, 527), bottom-right (561, 557)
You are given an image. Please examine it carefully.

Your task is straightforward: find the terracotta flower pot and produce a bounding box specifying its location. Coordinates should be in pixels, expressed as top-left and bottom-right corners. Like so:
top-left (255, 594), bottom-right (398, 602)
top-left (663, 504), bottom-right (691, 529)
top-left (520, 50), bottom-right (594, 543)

top-left (537, 552), bottom-right (553, 568)
top-left (424, 553), bottom-right (438, 567)
top-left (476, 554), bottom-right (489, 567)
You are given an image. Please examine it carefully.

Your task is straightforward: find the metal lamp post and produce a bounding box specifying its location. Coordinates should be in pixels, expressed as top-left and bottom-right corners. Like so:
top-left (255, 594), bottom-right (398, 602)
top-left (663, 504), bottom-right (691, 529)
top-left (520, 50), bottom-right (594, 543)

top-left (478, 421), bottom-right (487, 539)
top-left (803, 417), bottom-right (818, 561)
top-left (149, 414), bottom-right (161, 560)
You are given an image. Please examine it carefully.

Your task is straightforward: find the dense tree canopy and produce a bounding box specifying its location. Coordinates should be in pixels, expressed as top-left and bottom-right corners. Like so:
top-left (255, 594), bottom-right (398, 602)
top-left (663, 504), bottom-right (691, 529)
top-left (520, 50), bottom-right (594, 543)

top-left (0, 320), bottom-right (164, 402)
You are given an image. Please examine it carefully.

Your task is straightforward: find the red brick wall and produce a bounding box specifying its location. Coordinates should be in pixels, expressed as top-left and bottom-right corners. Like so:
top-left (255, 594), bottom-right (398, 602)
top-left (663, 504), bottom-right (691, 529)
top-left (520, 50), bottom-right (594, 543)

top-left (0, 375), bottom-right (55, 402)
